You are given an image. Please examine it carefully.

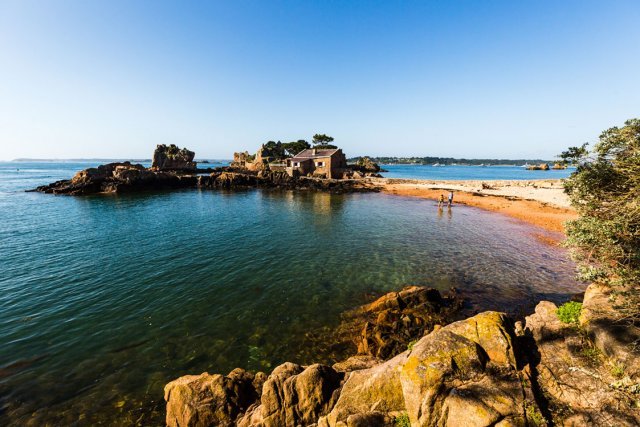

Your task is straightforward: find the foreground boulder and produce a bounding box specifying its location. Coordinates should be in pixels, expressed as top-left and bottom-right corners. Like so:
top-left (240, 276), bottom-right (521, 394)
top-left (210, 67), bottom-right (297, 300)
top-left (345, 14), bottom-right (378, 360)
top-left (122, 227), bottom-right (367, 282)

top-left (579, 284), bottom-right (640, 378)
top-left (525, 297), bottom-right (640, 426)
top-left (164, 368), bottom-right (264, 427)
top-left (322, 311), bottom-right (527, 427)
top-left (237, 363), bottom-right (343, 427)
top-left (165, 309), bottom-right (533, 427)
top-left (165, 364), bottom-right (342, 427)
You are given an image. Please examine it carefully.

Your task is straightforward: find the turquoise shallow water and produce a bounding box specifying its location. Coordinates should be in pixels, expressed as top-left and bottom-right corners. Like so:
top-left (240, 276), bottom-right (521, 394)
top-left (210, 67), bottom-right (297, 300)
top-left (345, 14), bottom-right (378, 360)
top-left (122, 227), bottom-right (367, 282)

top-left (0, 162), bottom-right (583, 425)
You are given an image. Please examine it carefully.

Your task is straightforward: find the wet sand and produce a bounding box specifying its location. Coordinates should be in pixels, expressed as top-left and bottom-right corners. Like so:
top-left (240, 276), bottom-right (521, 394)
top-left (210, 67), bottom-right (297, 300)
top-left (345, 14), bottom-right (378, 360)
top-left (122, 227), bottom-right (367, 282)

top-left (376, 178), bottom-right (576, 236)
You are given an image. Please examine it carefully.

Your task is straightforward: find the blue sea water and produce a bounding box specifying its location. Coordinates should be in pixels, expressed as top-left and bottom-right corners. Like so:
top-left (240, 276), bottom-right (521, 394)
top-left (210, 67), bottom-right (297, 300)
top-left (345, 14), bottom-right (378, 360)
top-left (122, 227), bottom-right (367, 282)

top-left (0, 162), bottom-right (582, 425)
top-left (380, 164), bottom-right (574, 180)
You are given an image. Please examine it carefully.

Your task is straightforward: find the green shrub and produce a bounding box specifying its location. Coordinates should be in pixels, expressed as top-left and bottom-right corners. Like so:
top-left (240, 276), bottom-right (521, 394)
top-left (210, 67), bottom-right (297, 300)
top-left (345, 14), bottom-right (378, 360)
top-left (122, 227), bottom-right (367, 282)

top-left (407, 340), bottom-right (418, 351)
top-left (394, 412), bottom-right (411, 427)
top-left (556, 301), bottom-right (582, 324)
top-left (525, 403), bottom-right (546, 426)
top-left (611, 362), bottom-right (625, 378)
top-left (560, 119), bottom-right (640, 322)
top-left (581, 346), bottom-right (601, 365)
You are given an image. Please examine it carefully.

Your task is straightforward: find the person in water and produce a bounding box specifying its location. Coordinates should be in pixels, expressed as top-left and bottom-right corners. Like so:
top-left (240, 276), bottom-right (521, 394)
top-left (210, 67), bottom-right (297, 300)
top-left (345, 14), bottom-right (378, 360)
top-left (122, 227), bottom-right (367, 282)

top-left (448, 191), bottom-right (454, 207)
top-left (438, 194), bottom-right (445, 208)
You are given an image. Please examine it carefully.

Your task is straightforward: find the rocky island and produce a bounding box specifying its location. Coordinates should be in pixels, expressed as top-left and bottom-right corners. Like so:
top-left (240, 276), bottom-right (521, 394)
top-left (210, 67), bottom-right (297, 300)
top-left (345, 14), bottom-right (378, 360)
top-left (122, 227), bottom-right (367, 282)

top-left (31, 143), bottom-right (383, 195)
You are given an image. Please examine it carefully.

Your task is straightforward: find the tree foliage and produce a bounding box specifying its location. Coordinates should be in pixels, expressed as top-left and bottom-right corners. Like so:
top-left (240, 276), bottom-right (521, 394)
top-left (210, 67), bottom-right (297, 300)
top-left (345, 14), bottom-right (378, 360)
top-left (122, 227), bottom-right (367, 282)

top-left (263, 140), bottom-right (287, 159)
top-left (282, 140), bottom-right (310, 156)
top-left (561, 119), bottom-right (640, 319)
top-left (312, 133), bottom-right (337, 149)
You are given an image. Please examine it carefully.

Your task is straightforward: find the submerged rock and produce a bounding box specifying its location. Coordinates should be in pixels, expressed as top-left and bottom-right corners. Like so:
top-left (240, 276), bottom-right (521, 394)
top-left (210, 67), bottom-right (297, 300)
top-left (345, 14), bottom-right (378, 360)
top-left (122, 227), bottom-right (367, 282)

top-left (335, 286), bottom-right (462, 359)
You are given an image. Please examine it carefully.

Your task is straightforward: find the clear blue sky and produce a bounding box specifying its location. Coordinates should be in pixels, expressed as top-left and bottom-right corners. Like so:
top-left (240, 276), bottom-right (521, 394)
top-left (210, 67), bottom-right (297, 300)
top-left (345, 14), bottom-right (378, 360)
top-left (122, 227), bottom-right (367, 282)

top-left (1, 0), bottom-right (639, 160)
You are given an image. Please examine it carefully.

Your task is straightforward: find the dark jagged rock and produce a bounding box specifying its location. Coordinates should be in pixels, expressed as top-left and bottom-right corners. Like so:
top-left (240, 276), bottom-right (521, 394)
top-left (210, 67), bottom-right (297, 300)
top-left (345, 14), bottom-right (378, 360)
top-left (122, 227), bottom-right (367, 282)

top-left (152, 144), bottom-right (196, 171)
top-left (31, 162), bottom-right (197, 195)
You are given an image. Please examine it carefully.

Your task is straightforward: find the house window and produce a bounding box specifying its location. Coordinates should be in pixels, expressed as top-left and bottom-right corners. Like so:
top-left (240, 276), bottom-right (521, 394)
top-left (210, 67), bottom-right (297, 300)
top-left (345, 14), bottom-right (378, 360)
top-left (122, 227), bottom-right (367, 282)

top-left (293, 162), bottom-right (299, 167)
top-left (316, 161), bottom-right (324, 167)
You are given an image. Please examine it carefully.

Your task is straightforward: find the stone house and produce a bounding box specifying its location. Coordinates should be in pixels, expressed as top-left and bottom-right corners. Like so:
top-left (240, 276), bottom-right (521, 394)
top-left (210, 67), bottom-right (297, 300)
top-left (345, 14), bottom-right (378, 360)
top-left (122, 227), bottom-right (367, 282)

top-left (286, 148), bottom-right (348, 179)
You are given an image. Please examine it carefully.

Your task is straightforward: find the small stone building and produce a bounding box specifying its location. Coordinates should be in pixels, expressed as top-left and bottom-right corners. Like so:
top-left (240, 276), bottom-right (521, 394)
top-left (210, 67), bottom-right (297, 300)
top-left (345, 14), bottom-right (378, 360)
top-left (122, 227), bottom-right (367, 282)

top-left (286, 148), bottom-right (348, 179)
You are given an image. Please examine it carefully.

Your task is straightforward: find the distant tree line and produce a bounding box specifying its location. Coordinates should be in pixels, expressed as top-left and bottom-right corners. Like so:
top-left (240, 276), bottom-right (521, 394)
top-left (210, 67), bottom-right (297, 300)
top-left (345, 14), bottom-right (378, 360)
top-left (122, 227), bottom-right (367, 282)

top-left (346, 156), bottom-right (554, 166)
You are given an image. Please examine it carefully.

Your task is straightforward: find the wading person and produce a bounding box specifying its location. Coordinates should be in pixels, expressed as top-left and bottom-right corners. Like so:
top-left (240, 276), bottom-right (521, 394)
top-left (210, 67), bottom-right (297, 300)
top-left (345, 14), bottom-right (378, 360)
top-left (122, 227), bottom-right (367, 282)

top-left (448, 191), bottom-right (454, 207)
top-left (438, 194), bottom-right (445, 208)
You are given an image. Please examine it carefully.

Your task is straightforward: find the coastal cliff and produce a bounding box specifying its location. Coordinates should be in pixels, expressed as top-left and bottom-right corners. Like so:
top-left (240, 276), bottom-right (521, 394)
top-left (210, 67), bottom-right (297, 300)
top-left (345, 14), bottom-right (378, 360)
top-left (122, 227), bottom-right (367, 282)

top-left (164, 284), bottom-right (640, 426)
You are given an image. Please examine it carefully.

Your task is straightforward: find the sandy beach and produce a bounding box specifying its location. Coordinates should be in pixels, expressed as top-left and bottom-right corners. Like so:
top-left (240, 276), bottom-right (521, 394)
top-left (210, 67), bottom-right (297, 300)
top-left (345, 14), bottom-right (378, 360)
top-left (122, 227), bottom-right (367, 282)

top-left (377, 178), bottom-right (576, 236)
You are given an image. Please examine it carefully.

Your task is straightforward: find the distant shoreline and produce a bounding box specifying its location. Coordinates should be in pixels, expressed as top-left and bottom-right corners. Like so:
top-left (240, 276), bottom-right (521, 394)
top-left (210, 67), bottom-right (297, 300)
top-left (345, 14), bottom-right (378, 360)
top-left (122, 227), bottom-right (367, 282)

top-left (7, 158), bottom-right (229, 163)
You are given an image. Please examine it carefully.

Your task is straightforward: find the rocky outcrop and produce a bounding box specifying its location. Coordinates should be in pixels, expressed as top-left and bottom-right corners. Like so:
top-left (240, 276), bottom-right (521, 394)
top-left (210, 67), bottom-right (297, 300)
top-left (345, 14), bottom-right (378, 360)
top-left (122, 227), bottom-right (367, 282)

top-left (33, 164), bottom-right (380, 195)
top-left (164, 283), bottom-right (640, 427)
top-left (32, 162), bottom-right (197, 195)
top-left (525, 296), bottom-right (640, 426)
top-left (322, 311), bottom-right (526, 427)
top-left (342, 157), bottom-right (387, 179)
top-left (164, 368), bottom-right (264, 427)
top-left (526, 163), bottom-right (550, 171)
top-left (197, 171), bottom-right (379, 193)
top-left (165, 363), bottom-right (343, 427)
top-left (580, 284), bottom-right (640, 378)
top-left (237, 363), bottom-right (343, 427)
top-left (152, 144), bottom-right (196, 171)
top-left (165, 308), bottom-right (534, 427)
top-left (334, 286), bottom-right (462, 359)
top-left (355, 157), bottom-right (381, 173)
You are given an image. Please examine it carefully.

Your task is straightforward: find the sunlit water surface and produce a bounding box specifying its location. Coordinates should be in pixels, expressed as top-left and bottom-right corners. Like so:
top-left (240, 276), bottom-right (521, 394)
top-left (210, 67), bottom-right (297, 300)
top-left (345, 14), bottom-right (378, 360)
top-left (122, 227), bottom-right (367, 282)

top-left (0, 162), bottom-right (583, 425)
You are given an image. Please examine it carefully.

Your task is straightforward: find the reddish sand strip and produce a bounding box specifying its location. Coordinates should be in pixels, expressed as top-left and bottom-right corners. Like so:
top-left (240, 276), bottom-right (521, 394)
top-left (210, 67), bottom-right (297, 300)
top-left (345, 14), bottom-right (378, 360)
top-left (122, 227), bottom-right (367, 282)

top-left (381, 183), bottom-right (577, 236)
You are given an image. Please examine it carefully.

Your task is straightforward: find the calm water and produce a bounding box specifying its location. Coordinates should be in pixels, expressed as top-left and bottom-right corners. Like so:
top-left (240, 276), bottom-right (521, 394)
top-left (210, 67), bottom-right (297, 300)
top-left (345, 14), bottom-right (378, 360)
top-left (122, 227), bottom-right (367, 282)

top-left (0, 162), bottom-right (582, 425)
top-left (381, 164), bottom-right (574, 180)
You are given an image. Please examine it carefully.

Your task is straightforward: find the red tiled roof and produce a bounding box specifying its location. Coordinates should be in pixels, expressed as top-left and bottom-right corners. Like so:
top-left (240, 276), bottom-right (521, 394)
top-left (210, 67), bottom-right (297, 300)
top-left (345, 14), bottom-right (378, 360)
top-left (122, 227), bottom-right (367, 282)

top-left (291, 148), bottom-right (339, 159)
